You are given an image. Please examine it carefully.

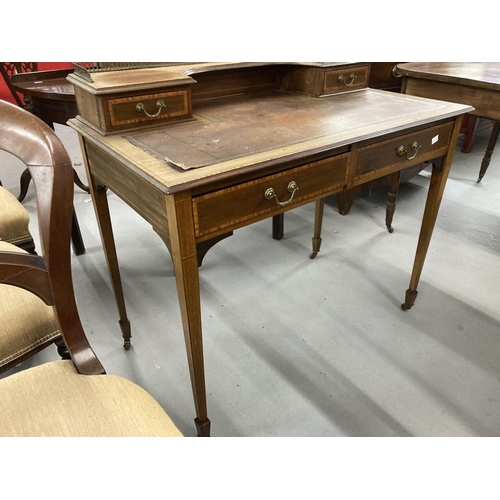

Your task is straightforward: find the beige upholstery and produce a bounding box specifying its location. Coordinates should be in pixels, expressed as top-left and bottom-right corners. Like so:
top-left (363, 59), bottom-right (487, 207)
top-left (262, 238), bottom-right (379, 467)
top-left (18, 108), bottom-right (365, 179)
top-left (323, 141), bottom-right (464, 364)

top-left (0, 186), bottom-right (33, 247)
top-left (0, 360), bottom-right (183, 437)
top-left (0, 241), bottom-right (61, 371)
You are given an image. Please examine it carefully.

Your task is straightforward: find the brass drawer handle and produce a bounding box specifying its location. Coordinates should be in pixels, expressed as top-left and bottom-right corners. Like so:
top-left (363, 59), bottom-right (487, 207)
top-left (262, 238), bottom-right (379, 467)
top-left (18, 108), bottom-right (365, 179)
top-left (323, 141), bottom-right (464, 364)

top-left (136, 99), bottom-right (166, 118)
top-left (338, 73), bottom-right (356, 87)
top-left (265, 181), bottom-right (299, 207)
top-left (397, 141), bottom-right (421, 160)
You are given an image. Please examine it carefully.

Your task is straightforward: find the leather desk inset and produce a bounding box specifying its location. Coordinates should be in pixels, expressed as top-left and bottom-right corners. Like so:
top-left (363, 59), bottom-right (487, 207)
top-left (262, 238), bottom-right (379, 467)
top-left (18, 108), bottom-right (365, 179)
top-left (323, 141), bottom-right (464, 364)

top-left (67, 62), bottom-right (472, 436)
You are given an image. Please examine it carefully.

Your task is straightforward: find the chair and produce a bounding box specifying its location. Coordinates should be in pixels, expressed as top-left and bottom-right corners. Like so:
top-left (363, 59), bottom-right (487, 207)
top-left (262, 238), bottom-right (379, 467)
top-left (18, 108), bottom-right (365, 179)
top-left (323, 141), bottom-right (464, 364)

top-left (0, 100), bottom-right (182, 436)
top-left (0, 101), bottom-right (77, 373)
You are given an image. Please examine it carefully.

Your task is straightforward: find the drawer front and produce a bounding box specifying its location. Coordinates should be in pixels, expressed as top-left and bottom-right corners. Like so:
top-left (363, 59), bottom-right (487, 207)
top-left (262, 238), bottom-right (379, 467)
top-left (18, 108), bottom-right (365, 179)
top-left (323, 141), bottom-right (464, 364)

top-left (354, 121), bottom-right (454, 183)
top-left (324, 65), bottom-right (369, 94)
top-left (107, 89), bottom-right (190, 127)
top-left (193, 154), bottom-right (349, 238)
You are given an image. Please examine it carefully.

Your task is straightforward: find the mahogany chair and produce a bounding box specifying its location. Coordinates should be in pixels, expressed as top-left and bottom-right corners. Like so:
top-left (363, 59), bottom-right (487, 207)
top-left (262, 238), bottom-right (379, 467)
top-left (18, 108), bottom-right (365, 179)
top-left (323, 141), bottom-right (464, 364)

top-left (0, 101), bottom-right (77, 373)
top-left (0, 100), bottom-right (182, 436)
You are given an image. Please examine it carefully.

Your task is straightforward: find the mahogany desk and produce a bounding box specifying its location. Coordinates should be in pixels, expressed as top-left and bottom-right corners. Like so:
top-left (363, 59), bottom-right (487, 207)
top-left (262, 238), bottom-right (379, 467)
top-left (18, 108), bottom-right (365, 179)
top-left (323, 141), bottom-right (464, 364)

top-left (67, 63), bottom-right (471, 436)
top-left (396, 62), bottom-right (500, 183)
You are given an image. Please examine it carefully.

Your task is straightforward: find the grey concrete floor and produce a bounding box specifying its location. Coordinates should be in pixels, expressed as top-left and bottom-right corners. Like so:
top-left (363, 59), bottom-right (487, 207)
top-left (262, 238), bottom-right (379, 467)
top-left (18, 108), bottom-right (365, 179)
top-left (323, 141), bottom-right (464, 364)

top-left (1, 121), bottom-right (499, 438)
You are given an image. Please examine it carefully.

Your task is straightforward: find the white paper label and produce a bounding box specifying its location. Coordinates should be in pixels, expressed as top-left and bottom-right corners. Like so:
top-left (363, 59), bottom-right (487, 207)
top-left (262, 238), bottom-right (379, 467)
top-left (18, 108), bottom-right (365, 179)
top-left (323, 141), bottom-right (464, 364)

top-left (432, 135), bottom-right (439, 145)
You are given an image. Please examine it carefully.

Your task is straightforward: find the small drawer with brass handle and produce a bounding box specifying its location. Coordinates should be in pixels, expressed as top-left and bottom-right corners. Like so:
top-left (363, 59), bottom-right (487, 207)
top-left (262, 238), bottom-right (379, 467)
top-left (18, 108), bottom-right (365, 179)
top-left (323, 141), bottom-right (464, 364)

top-left (107, 89), bottom-right (190, 128)
top-left (323, 65), bottom-right (369, 94)
top-left (353, 121), bottom-right (454, 185)
top-left (193, 153), bottom-right (349, 238)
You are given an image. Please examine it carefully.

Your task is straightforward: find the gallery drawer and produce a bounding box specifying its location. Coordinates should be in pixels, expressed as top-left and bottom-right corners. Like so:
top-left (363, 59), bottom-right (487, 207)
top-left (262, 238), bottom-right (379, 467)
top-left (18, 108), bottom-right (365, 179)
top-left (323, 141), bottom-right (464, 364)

top-left (107, 89), bottom-right (191, 128)
top-left (323, 65), bottom-right (370, 94)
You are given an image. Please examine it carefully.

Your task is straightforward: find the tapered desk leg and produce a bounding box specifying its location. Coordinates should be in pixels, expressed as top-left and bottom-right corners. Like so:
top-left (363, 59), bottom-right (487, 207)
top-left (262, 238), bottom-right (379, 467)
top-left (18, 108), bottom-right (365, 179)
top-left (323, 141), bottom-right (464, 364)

top-left (79, 137), bottom-right (131, 348)
top-left (92, 184), bottom-right (132, 348)
top-left (477, 120), bottom-right (500, 183)
top-left (310, 198), bottom-right (325, 259)
top-left (402, 117), bottom-right (463, 310)
top-left (165, 192), bottom-right (210, 437)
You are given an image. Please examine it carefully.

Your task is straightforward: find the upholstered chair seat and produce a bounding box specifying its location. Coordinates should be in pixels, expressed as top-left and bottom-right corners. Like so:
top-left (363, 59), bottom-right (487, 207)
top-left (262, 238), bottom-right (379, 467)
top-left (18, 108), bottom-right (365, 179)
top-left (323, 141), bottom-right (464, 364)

top-left (0, 186), bottom-right (35, 253)
top-left (0, 360), bottom-right (182, 437)
top-left (0, 241), bottom-right (62, 372)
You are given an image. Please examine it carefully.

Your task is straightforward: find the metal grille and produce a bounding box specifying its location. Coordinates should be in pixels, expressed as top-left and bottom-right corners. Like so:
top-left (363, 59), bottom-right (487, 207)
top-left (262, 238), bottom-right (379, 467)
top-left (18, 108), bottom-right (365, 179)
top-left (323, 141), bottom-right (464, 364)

top-left (72, 62), bottom-right (198, 81)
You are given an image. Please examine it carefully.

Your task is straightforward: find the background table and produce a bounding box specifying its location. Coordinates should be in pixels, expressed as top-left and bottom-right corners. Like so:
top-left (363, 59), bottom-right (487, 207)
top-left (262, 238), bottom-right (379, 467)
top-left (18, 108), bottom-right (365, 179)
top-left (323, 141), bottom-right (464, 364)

top-left (396, 62), bottom-right (500, 183)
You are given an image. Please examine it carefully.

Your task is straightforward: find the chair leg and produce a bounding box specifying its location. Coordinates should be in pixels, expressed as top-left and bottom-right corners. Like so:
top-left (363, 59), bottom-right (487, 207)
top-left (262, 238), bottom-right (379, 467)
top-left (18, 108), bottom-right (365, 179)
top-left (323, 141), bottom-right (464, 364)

top-left (18, 168), bottom-right (32, 202)
top-left (71, 207), bottom-right (86, 255)
top-left (55, 338), bottom-right (71, 360)
top-left (73, 168), bottom-right (90, 193)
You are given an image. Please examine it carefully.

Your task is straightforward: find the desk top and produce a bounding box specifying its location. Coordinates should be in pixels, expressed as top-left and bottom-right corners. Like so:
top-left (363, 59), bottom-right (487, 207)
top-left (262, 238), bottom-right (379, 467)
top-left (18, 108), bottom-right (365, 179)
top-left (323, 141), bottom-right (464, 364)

top-left (396, 63), bottom-right (500, 91)
top-left (69, 87), bottom-right (472, 193)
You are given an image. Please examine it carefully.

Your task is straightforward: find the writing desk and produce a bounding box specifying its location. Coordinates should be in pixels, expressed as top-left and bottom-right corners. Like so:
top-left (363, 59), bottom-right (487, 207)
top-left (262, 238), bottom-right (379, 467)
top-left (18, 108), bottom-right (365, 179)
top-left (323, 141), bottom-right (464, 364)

top-left (395, 62), bottom-right (500, 182)
top-left (67, 62), bottom-right (471, 436)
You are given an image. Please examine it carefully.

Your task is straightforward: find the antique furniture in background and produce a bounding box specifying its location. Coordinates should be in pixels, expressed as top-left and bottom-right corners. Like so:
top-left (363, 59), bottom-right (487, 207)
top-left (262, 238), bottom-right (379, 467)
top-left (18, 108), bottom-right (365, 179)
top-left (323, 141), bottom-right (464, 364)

top-left (6, 65), bottom-right (89, 195)
top-left (68, 62), bottom-right (471, 436)
top-left (1, 63), bottom-right (89, 200)
top-left (0, 100), bottom-right (182, 437)
top-left (1, 63), bottom-right (87, 255)
top-left (460, 115), bottom-right (494, 153)
top-left (396, 62), bottom-right (500, 183)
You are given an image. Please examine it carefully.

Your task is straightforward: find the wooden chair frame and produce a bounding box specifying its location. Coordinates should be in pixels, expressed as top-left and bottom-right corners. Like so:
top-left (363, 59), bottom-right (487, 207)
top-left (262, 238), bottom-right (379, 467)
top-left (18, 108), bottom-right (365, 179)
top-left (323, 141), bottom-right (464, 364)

top-left (0, 100), bottom-right (102, 374)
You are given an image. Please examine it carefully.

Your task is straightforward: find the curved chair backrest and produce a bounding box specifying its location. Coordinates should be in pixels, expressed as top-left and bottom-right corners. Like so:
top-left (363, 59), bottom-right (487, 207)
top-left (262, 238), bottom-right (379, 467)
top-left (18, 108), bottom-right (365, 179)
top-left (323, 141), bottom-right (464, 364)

top-left (0, 99), bottom-right (104, 375)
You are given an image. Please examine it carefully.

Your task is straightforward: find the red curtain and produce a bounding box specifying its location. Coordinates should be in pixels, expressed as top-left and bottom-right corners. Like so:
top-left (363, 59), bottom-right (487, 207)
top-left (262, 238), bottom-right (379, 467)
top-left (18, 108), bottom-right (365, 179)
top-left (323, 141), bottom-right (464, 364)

top-left (0, 62), bottom-right (72, 104)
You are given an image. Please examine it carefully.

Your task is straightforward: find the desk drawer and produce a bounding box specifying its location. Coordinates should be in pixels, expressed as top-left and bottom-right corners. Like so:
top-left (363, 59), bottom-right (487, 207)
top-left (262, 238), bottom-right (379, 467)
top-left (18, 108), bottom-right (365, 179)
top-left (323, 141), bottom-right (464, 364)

top-left (193, 154), bottom-right (349, 238)
top-left (324, 65), bottom-right (369, 94)
top-left (354, 121), bottom-right (454, 183)
top-left (107, 89), bottom-right (190, 127)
